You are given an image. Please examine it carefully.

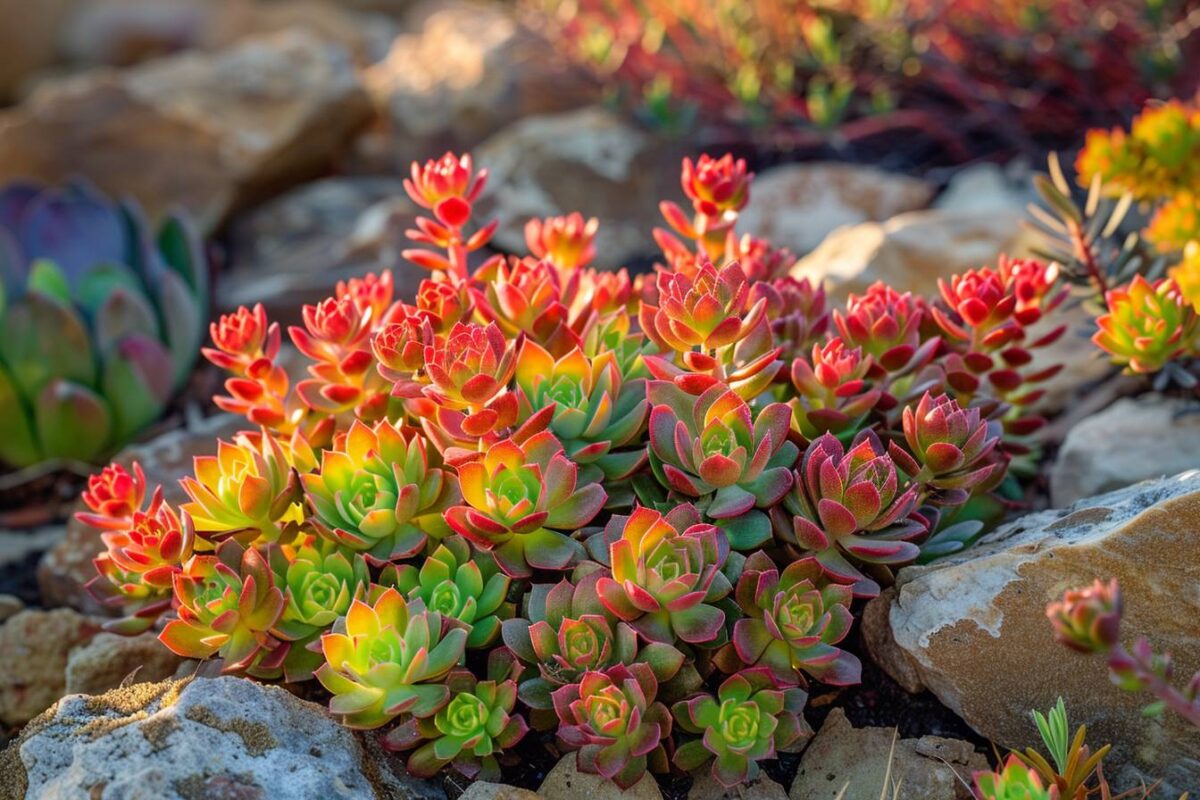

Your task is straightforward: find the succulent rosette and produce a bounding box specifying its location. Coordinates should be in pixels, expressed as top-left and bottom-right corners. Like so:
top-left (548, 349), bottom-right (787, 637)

top-left (421, 321), bottom-right (521, 447)
top-left (383, 668), bottom-right (528, 781)
top-left (473, 257), bottom-right (579, 355)
top-left (752, 276), bottom-right (829, 364)
top-left (888, 392), bottom-right (1003, 503)
top-left (160, 539), bottom-right (287, 675)
top-left (180, 429), bottom-right (307, 548)
top-left (526, 213), bottom-right (599, 272)
top-left (291, 292), bottom-right (390, 419)
top-left (833, 283), bottom-right (935, 375)
top-left (719, 552), bottom-right (860, 686)
top-left (515, 341), bottom-right (649, 481)
top-left (268, 539), bottom-right (371, 681)
top-left (304, 420), bottom-right (458, 564)
top-left (772, 432), bottom-right (925, 598)
top-left (672, 669), bottom-right (811, 788)
top-left (315, 588), bottom-right (468, 729)
top-left (551, 662), bottom-right (673, 790)
top-left (647, 381), bottom-right (795, 546)
top-left (502, 575), bottom-right (685, 714)
top-left (77, 461), bottom-right (148, 531)
top-left (372, 311), bottom-right (437, 399)
top-left (1093, 275), bottom-right (1198, 374)
top-left (1046, 579), bottom-right (1122, 656)
top-left (594, 505), bottom-right (733, 645)
top-left (86, 488), bottom-right (196, 634)
top-left (446, 430), bottom-right (605, 578)
top-left (974, 755), bottom-right (1059, 800)
top-left (788, 338), bottom-right (882, 441)
top-left (640, 261), bottom-right (766, 359)
top-left (391, 535), bottom-right (512, 648)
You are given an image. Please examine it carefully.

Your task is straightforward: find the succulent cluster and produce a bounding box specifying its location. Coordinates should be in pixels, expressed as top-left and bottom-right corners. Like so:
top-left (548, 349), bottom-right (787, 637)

top-left (78, 151), bottom-right (1071, 790)
top-left (0, 180), bottom-right (207, 467)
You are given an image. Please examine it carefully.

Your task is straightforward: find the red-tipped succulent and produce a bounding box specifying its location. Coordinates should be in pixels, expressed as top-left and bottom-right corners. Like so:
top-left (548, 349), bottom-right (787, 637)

top-left (1047, 579), bottom-right (1123, 655)
top-left (421, 321), bottom-right (522, 449)
top-left (526, 213), bottom-right (599, 271)
top-left (889, 392), bottom-right (1003, 504)
top-left (77, 461), bottom-right (148, 531)
top-left (789, 338), bottom-right (882, 441)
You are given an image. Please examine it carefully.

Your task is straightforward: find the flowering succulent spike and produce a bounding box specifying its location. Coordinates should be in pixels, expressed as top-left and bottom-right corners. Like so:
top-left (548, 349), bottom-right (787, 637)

top-left (974, 755), bottom-right (1059, 800)
top-left (1093, 275), bottom-right (1198, 374)
top-left (315, 588), bottom-right (469, 729)
top-left (77, 461), bottom-right (148, 530)
top-left (446, 430), bottom-right (605, 578)
top-left (526, 213), bottom-right (599, 272)
top-left (268, 538), bottom-right (371, 682)
top-left (85, 488), bottom-right (195, 634)
top-left (658, 155), bottom-right (754, 263)
top-left (421, 321), bottom-right (522, 450)
top-left (788, 338), bottom-right (882, 441)
top-left (402, 153), bottom-right (495, 278)
top-left (672, 668), bottom-right (811, 788)
top-left (160, 539), bottom-right (286, 675)
top-left (516, 340), bottom-right (649, 481)
top-left (892, 392), bottom-right (1003, 504)
top-left (180, 429), bottom-right (307, 548)
top-left (502, 575), bottom-right (685, 714)
top-left (647, 380), bottom-right (795, 536)
top-left (594, 505), bottom-right (732, 645)
top-left (1046, 579), bottom-right (1122, 655)
top-left (771, 432), bottom-right (925, 598)
top-left (384, 669), bottom-right (529, 781)
top-left (304, 420), bottom-right (459, 564)
top-left (391, 536), bottom-right (512, 649)
top-left (720, 552), bottom-right (860, 686)
top-left (551, 662), bottom-right (673, 790)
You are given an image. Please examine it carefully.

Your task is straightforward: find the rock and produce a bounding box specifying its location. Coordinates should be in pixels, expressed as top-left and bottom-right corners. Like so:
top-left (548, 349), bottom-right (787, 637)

top-left (219, 176), bottom-right (422, 326)
top-left (0, 30), bottom-right (371, 232)
top-left (0, 595), bottom-right (22, 624)
top-left (861, 587), bottom-right (925, 695)
top-left (739, 163), bottom-right (933, 256)
top-left (934, 162), bottom-right (1036, 215)
top-left (539, 754), bottom-right (664, 800)
top-left (65, 632), bottom-right (186, 697)
top-left (38, 414), bottom-right (244, 613)
top-left (790, 208), bottom-right (1036, 302)
top-left (475, 107), bottom-right (681, 267)
top-left (689, 772), bottom-right (788, 800)
top-left (883, 471), bottom-right (1200, 795)
top-left (0, 526), bottom-right (64, 571)
top-left (1, 676), bottom-right (385, 798)
top-left (458, 782), bottom-right (542, 800)
top-left (0, 0), bottom-right (79, 100)
top-left (356, 726), bottom-right (448, 800)
top-left (361, 0), bottom-right (596, 163)
top-left (0, 608), bottom-right (100, 726)
top-left (1050, 395), bottom-right (1200, 507)
top-left (788, 709), bottom-right (984, 800)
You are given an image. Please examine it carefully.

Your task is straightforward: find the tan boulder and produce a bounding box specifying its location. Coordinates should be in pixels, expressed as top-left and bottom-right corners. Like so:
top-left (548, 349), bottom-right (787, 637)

top-left (0, 608), bottom-right (100, 726)
top-left (65, 632), bottom-right (186, 696)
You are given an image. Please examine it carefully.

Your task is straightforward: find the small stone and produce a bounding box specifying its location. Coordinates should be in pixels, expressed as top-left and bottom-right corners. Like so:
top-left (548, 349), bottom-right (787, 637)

top-left (458, 782), bottom-right (542, 800)
top-left (934, 162), bottom-right (1035, 214)
top-left (539, 754), bottom-right (664, 800)
top-left (0, 607), bottom-right (100, 726)
top-left (739, 163), bottom-right (933, 256)
top-left (0, 594), bottom-right (23, 623)
top-left (1050, 395), bottom-right (1200, 506)
top-left (689, 772), bottom-right (788, 800)
top-left (65, 632), bottom-right (186, 697)
top-left (788, 709), bottom-right (984, 800)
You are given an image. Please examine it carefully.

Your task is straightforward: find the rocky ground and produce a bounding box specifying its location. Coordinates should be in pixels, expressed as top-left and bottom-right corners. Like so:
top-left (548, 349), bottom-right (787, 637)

top-left (0, 0), bottom-right (1197, 798)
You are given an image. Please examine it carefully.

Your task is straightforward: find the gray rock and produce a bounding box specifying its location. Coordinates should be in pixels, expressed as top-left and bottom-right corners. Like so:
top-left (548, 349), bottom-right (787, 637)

top-left (65, 632), bottom-right (186, 697)
top-left (882, 471), bottom-right (1200, 796)
top-left (689, 772), bottom-right (788, 800)
top-left (0, 595), bottom-right (22, 624)
top-left (1051, 395), bottom-right (1200, 506)
top-left (4, 677), bottom-right (382, 799)
top-left (788, 709), bottom-right (983, 800)
top-left (0, 608), bottom-right (100, 726)
top-left (458, 782), bottom-right (541, 800)
top-left (934, 162), bottom-right (1036, 215)
top-left (539, 754), bottom-right (664, 800)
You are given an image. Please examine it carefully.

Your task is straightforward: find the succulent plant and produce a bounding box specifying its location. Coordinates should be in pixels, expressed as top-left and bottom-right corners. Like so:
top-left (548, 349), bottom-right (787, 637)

top-left (772, 432), bottom-right (924, 597)
top-left (788, 338), bottom-right (882, 441)
top-left (77, 461), bottom-right (148, 531)
top-left (640, 261), bottom-right (765, 359)
top-left (974, 756), bottom-right (1059, 800)
top-left (647, 381), bottom-right (795, 541)
top-left (473, 257), bottom-right (579, 355)
top-left (0, 180), bottom-right (207, 467)
top-left (402, 152), bottom-right (497, 278)
top-left (720, 552), bottom-right (859, 686)
top-left (526, 213), bottom-right (599, 272)
top-left (1093, 275), bottom-right (1198, 374)
top-left (315, 588), bottom-right (468, 729)
top-left (446, 430), bottom-right (605, 578)
top-left (303, 420), bottom-right (459, 563)
top-left (1046, 579), bottom-right (1122, 656)
top-left (515, 341), bottom-right (649, 481)
top-left (390, 535), bottom-right (512, 648)
top-left (673, 668), bottom-right (811, 788)
top-left (594, 505), bottom-right (733, 645)
top-left (551, 662), bottom-right (673, 789)
top-left (888, 392), bottom-right (1003, 504)
top-left (421, 321), bottom-right (522, 449)
top-left (754, 276), bottom-right (828, 364)
top-left (159, 539), bottom-right (286, 675)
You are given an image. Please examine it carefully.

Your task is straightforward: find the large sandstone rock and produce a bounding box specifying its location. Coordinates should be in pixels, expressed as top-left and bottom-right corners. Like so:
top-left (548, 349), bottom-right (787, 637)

top-left (882, 472), bottom-right (1200, 795)
top-left (788, 709), bottom-right (984, 800)
top-left (0, 0), bottom-right (79, 100)
top-left (738, 163), bottom-right (933, 256)
top-left (361, 0), bottom-right (596, 162)
top-left (1050, 395), bottom-right (1200, 507)
top-left (65, 632), bottom-right (186, 697)
top-left (0, 30), bottom-right (371, 232)
top-left (0, 608), bottom-right (100, 726)
top-left (0, 677), bottom-right (385, 799)
top-left (539, 754), bottom-right (664, 800)
top-left (38, 414), bottom-right (244, 613)
top-left (790, 208), bottom-right (1036, 301)
top-left (475, 107), bottom-right (681, 267)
